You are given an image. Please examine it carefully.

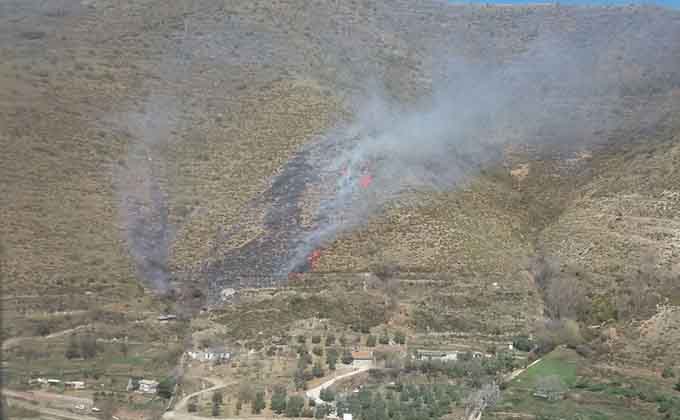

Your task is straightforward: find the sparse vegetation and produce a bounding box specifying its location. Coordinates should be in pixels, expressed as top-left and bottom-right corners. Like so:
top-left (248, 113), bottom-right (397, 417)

top-left (3, 3), bottom-right (680, 420)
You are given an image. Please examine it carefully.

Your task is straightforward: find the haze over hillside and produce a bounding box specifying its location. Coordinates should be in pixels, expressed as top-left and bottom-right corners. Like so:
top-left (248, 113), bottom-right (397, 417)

top-left (2, 2), bottom-right (680, 413)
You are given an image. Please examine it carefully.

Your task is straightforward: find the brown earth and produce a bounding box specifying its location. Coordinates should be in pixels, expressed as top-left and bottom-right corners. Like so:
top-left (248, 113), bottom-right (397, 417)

top-left (2, 0), bottom-right (680, 372)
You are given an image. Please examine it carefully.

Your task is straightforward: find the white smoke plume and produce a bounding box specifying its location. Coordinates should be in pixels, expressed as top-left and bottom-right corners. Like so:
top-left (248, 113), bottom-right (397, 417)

top-left (115, 95), bottom-right (179, 292)
top-left (283, 32), bottom-right (678, 274)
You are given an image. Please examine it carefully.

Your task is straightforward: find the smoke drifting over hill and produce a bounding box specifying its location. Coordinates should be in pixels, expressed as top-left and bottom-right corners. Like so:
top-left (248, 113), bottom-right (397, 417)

top-left (108, 2), bottom-right (680, 293)
top-left (115, 95), bottom-right (178, 292)
top-left (283, 31), bottom-right (678, 273)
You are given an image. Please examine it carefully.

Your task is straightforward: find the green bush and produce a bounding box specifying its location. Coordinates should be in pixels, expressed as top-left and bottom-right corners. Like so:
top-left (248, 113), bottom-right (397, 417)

top-left (271, 387), bottom-right (287, 414)
top-left (512, 335), bottom-right (534, 352)
top-left (320, 387), bottom-right (335, 402)
top-left (253, 391), bottom-right (266, 414)
top-left (285, 396), bottom-right (305, 417)
top-left (662, 367), bottom-right (675, 379)
top-left (313, 361), bottom-right (325, 378)
top-left (366, 335), bottom-right (377, 347)
top-left (342, 351), bottom-right (354, 365)
top-left (157, 377), bottom-right (175, 399)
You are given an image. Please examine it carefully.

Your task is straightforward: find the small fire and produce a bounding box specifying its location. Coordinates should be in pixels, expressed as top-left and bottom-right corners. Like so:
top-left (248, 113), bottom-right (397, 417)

top-left (308, 248), bottom-right (322, 269)
top-left (339, 161), bottom-right (373, 189)
top-left (359, 174), bottom-right (373, 188)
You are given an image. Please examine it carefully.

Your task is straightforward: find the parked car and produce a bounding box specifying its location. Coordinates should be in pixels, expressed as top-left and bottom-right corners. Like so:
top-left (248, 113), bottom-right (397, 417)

top-left (74, 404), bottom-right (86, 411)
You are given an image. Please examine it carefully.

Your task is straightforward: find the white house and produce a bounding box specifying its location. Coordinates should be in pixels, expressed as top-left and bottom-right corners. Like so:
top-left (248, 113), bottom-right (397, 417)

top-left (138, 379), bottom-right (159, 394)
top-left (186, 349), bottom-right (230, 363)
top-left (351, 351), bottom-right (373, 368)
top-left (414, 350), bottom-right (459, 361)
top-left (64, 381), bottom-right (86, 390)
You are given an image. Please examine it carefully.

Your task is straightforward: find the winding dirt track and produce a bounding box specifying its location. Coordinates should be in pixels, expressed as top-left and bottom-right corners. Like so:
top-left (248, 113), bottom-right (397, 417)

top-left (305, 366), bottom-right (373, 405)
top-left (2, 324), bottom-right (92, 351)
top-left (3, 389), bottom-right (96, 420)
top-left (163, 377), bottom-right (228, 420)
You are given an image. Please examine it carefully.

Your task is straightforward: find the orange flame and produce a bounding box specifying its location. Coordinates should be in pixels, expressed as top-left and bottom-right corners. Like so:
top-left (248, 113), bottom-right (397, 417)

top-left (359, 174), bottom-right (373, 188)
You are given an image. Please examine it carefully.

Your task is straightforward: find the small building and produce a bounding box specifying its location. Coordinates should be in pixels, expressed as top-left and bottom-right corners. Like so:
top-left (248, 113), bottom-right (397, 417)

top-left (29, 377), bottom-right (49, 386)
top-left (64, 381), bottom-right (86, 390)
top-left (47, 379), bottom-right (61, 386)
top-left (138, 379), bottom-right (159, 394)
top-left (351, 351), bottom-right (373, 368)
top-left (533, 390), bottom-right (563, 401)
top-left (186, 348), bottom-right (230, 363)
top-left (414, 350), bottom-right (459, 361)
top-left (343, 414), bottom-right (353, 420)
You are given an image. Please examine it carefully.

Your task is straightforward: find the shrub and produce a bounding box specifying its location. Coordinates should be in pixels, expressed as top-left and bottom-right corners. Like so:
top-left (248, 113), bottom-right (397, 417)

top-left (320, 387), bottom-right (335, 402)
top-left (157, 377), bottom-right (175, 399)
top-left (312, 335), bottom-right (321, 344)
top-left (188, 397), bottom-right (198, 413)
top-left (327, 348), bottom-right (338, 370)
top-left (285, 396), bottom-right (305, 417)
top-left (270, 387), bottom-right (287, 414)
top-left (65, 335), bottom-right (80, 359)
top-left (341, 351), bottom-right (354, 365)
top-left (662, 367), bottom-right (675, 379)
top-left (312, 346), bottom-right (324, 357)
top-left (36, 323), bottom-right (52, 336)
top-left (366, 335), bottom-right (377, 347)
top-left (315, 404), bottom-right (330, 419)
top-left (394, 331), bottom-right (406, 345)
top-left (325, 334), bottom-right (336, 346)
top-left (253, 391), bottom-right (265, 414)
top-left (313, 361), bottom-right (325, 378)
top-left (212, 391), bottom-right (223, 405)
top-left (512, 335), bottom-right (533, 352)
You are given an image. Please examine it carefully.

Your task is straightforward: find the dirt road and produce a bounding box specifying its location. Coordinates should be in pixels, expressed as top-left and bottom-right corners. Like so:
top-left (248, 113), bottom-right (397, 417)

top-left (503, 357), bottom-right (543, 383)
top-left (305, 366), bottom-right (372, 405)
top-left (2, 324), bottom-right (92, 351)
top-left (163, 377), bottom-right (228, 419)
top-left (3, 389), bottom-right (93, 406)
top-left (4, 391), bottom-right (97, 420)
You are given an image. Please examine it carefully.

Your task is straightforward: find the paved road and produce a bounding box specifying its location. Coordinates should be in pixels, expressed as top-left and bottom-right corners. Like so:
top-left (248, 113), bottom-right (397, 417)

top-left (305, 366), bottom-right (372, 405)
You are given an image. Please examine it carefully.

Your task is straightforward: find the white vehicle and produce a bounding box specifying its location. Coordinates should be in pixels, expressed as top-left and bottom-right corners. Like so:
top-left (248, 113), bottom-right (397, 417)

top-left (74, 404), bottom-right (86, 411)
top-left (91, 407), bottom-right (101, 412)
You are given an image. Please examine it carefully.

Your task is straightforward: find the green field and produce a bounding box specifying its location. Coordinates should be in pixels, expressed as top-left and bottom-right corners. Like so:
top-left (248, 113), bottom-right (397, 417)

top-left (511, 348), bottom-right (579, 388)
top-left (491, 347), bottom-right (679, 420)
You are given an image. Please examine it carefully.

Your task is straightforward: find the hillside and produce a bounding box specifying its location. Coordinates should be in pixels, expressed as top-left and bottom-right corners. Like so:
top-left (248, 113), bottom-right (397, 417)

top-left (2, 1), bottom-right (680, 419)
